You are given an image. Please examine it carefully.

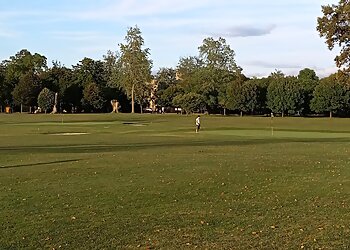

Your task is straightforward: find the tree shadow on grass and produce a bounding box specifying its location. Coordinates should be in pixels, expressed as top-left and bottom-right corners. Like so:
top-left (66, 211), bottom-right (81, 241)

top-left (0, 137), bottom-right (350, 155)
top-left (0, 159), bottom-right (84, 169)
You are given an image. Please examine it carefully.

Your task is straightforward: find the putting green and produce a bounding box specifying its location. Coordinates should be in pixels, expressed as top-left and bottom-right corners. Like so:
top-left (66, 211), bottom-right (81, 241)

top-left (204, 128), bottom-right (350, 139)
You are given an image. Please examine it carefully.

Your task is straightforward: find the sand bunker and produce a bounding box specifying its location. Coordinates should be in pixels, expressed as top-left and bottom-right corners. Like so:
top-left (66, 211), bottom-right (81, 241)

top-left (51, 132), bottom-right (90, 136)
top-left (122, 122), bottom-right (146, 127)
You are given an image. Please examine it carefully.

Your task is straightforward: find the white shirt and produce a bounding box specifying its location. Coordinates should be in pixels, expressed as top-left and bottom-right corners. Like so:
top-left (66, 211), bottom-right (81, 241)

top-left (196, 117), bottom-right (200, 126)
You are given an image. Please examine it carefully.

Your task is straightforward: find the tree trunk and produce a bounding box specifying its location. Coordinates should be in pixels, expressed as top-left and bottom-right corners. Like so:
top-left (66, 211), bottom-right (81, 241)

top-left (21, 104), bottom-right (23, 113)
top-left (140, 104), bottom-right (143, 114)
top-left (131, 84), bottom-right (135, 113)
top-left (240, 111), bottom-right (243, 117)
top-left (330, 111), bottom-right (332, 118)
top-left (282, 111), bottom-right (284, 117)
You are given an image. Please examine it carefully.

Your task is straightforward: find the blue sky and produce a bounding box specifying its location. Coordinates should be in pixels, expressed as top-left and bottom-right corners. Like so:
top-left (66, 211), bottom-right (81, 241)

top-left (0, 0), bottom-right (339, 77)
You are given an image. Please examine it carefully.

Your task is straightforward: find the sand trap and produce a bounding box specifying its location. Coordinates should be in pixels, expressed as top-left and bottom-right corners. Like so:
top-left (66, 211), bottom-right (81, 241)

top-left (123, 122), bottom-right (147, 127)
top-left (51, 132), bottom-right (90, 136)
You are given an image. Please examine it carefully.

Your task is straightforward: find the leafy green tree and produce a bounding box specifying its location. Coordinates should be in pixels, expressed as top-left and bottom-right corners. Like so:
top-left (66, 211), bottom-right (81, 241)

top-left (103, 50), bottom-right (119, 86)
top-left (72, 58), bottom-right (105, 87)
top-left (40, 62), bottom-right (75, 112)
top-left (83, 82), bottom-right (105, 112)
top-left (311, 74), bottom-right (350, 117)
top-left (118, 26), bottom-right (152, 113)
top-left (199, 37), bottom-right (242, 113)
top-left (155, 68), bottom-right (179, 107)
top-left (267, 76), bottom-right (304, 117)
top-left (176, 56), bottom-right (202, 79)
top-left (2, 49), bottom-right (47, 107)
top-left (198, 37), bottom-right (240, 72)
top-left (226, 77), bottom-right (245, 116)
top-left (12, 71), bottom-right (42, 112)
top-left (175, 57), bottom-right (202, 104)
top-left (5, 49), bottom-right (47, 77)
top-left (102, 50), bottom-right (132, 112)
top-left (189, 68), bottom-right (218, 112)
top-left (176, 37), bottom-right (242, 113)
top-left (0, 65), bottom-right (6, 110)
top-left (298, 68), bottom-right (319, 114)
top-left (70, 57), bottom-right (111, 112)
top-left (298, 68), bottom-right (319, 91)
top-left (37, 87), bottom-right (54, 113)
top-left (248, 78), bottom-right (270, 114)
top-left (240, 80), bottom-right (261, 114)
top-left (173, 92), bottom-right (204, 114)
top-left (317, 0), bottom-right (350, 71)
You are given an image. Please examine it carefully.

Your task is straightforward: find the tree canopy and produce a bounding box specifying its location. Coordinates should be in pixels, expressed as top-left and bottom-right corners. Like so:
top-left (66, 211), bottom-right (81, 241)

top-left (1, 24), bottom-right (349, 117)
top-left (317, 0), bottom-right (350, 72)
top-left (118, 26), bottom-right (152, 113)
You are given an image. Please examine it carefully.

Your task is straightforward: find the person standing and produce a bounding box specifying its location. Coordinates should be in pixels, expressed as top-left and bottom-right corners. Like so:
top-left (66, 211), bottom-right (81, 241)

top-left (195, 115), bottom-right (201, 133)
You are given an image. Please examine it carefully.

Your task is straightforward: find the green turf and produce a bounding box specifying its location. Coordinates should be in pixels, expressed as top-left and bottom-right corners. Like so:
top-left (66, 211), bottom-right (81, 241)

top-left (0, 114), bottom-right (349, 249)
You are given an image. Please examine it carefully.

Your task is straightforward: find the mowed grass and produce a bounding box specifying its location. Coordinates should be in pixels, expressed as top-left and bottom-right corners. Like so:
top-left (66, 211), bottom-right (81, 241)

top-left (0, 114), bottom-right (350, 249)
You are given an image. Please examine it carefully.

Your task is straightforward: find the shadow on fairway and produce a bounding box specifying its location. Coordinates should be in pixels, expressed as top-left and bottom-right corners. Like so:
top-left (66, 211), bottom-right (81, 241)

top-left (0, 159), bottom-right (84, 169)
top-left (0, 137), bottom-right (350, 154)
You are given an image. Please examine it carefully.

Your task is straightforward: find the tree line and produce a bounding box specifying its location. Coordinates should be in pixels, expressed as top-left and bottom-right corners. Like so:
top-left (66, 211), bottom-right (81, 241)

top-left (0, 0), bottom-right (350, 117)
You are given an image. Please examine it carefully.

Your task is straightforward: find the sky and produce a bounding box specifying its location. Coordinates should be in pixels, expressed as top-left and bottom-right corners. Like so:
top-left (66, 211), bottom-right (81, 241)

top-left (0, 0), bottom-right (340, 78)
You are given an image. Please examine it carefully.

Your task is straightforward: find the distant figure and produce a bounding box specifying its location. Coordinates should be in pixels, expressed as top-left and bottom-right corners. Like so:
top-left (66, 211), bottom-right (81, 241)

top-left (195, 115), bottom-right (201, 133)
top-left (271, 112), bottom-right (274, 118)
top-left (161, 107), bottom-right (165, 114)
top-left (34, 107), bottom-right (42, 114)
top-left (51, 93), bottom-right (58, 114)
top-left (111, 100), bottom-right (120, 113)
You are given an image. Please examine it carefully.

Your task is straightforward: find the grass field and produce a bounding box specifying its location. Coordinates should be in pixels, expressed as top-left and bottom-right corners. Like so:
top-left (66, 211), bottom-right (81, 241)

top-left (0, 113), bottom-right (350, 249)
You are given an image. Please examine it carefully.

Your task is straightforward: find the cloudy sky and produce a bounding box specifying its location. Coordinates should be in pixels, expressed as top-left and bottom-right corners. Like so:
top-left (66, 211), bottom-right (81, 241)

top-left (0, 0), bottom-right (340, 77)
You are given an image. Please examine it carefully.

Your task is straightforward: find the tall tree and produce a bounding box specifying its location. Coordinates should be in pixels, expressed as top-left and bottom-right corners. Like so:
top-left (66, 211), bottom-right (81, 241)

top-left (3, 49), bottom-right (47, 108)
top-left (70, 57), bottom-right (109, 112)
top-left (72, 58), bottom-right (105, 88)
top-left (173, 92), bottom-right (204, 114)
top-left (37, 87), bottom-right (55, 113)
top-left (226, 76), bottom-right (247, 116)
top-left (155, 68), bottom-right (179, 107)
top-left (0, 65), bottom-right (6, 110)
top-left (198, 37), bottom-right (240, 72)
top-left (40, 62), bottom-right (74, 112)
top-left (199, 37), bottom-right (242, 113)
top-left (317, 0), bottom-right (350, 72)
top-left (176, 37), bottom-right (242, 113)
top-left (298, 68), bottom-right (319, 114)
top-left (240, 80), bottom-right (261, 114)
top-left (118, 26), bottom-right (152, 113)
top-left (12, 71), bottom-right (42, 112)
top-left (267, 76), bottom-right (304, 117)
top-left (103, 50), bottom-right (119, 86)
top-left (311, 73), bottom-right (350, 117)
top-left (83, 82), bottom-right (105, 112)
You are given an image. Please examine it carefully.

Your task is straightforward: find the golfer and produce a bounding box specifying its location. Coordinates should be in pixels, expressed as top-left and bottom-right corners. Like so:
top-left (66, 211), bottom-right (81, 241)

top-left (195, 115), bottom-right (200, 133)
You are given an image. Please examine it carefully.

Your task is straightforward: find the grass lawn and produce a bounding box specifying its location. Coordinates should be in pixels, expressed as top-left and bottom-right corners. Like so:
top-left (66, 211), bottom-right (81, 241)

top-left (0, 113), bottom-right (349, 249)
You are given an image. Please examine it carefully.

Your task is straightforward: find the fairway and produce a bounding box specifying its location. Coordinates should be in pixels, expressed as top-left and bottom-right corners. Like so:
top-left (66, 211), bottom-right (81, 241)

top-left (1, 114), bottom-right (350, 249)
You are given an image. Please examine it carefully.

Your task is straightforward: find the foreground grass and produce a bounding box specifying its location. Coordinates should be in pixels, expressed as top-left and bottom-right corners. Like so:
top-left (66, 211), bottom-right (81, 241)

top-left (0, 114), bottom-right (349, 249)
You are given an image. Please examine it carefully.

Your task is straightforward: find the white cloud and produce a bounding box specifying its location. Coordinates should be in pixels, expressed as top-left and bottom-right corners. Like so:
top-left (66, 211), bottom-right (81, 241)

top-left (211, 24), bottom-right (277, 38)
top-left (314, 66), bottom-right (338, 78)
